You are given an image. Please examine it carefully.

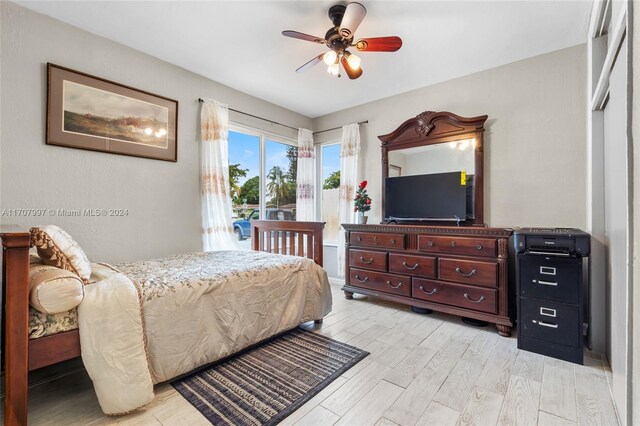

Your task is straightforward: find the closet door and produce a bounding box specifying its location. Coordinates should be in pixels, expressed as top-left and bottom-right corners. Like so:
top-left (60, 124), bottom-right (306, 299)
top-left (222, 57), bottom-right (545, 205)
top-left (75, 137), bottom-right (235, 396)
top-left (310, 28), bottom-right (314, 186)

top-left (603, 37), bottom-right (629, 424)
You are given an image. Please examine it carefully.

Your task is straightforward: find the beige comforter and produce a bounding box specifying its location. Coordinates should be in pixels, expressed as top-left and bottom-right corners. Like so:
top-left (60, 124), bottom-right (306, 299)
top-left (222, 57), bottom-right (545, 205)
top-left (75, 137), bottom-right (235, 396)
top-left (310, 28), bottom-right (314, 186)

top-left (78, 251), bottom-right (332, 415)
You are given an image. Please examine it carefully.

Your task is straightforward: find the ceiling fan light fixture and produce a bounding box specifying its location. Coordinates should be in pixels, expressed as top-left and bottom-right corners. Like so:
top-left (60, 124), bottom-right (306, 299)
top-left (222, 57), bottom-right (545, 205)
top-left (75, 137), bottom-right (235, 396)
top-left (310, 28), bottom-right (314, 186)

top-left (345, 51), bottom-right (361, 70)
top-left (283, 2), bottom-right (401, 80)
top-left (323, 50), bottom-right (338, 65)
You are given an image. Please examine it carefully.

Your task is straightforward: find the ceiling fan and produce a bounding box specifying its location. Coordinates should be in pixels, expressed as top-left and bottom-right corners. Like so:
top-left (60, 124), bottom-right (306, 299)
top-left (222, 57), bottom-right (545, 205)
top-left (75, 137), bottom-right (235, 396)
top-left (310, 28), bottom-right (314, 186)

top-left (282, 2), bottom-right (402, 80)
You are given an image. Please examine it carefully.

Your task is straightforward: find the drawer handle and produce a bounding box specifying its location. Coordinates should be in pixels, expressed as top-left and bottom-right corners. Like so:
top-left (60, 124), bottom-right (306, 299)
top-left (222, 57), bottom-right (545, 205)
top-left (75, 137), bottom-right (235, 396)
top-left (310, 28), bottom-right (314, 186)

top-left (386, 280), bottom-right (402, 289)
top-left (359, 256), bottom-right (374, 264)
top-left (402, 261), bottom-right (419, 270)
top-left (390, 239), bottom-right (396, 244)
top-left (537, 280), bottom-right (558, 286)
top-left (374, 236), bottom-right (378, 241)
top-left (418, 285), bottom-right (437, 295)
top-left (476, 244), bottom-right (483, 250)
top-left (534, 320), bottom-right (558, 329)
top-left (356, 236), bottom-right (362, 241)
top-left (354, 275), bottom-right (368, 283)
top-left (464, 293), bottom-right (485, 303)
top-left (451, 241), bottom-right (457, 247)
top-left (455, 267), bottom-right (477, 277)
top-left (427, 241), bottom-right (434, 247)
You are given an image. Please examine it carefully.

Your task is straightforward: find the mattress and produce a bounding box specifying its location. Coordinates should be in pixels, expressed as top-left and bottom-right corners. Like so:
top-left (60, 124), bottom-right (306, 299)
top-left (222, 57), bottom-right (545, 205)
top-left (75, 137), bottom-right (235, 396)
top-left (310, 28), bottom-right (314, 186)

top-left (113, 250), bottom-right (332, 383)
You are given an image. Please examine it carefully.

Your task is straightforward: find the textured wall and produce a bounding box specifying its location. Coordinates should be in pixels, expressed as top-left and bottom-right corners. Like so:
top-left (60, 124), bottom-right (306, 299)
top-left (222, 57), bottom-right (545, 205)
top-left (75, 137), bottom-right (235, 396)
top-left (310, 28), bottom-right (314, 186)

top-left (0, 2), bottom-right (313, 263)
top-left (314, 44), bottom-right (588, 229)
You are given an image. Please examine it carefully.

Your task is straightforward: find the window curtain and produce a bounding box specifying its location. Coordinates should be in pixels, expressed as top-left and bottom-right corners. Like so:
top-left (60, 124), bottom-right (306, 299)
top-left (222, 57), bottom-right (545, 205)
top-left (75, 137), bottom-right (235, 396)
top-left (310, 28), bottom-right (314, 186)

top-left (296, 128), bottom-right (315, 221)
top-left (200, 99), bottom-right (238, 251)
top-left (336, 123), bottom-right (361, 276)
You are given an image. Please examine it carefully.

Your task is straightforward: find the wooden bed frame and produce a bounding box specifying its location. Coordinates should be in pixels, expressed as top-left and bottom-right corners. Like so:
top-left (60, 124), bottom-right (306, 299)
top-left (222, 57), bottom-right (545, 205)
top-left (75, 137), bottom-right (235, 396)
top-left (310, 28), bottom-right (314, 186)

top-left (1, 220), bottom-right (325, 426)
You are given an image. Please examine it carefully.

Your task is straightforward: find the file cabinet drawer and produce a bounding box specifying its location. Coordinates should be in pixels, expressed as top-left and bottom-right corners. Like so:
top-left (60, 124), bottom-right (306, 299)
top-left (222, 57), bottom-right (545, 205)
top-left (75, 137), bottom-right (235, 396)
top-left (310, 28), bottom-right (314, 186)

top-left (519, 256), bottom-right (581, 304)
top-left (519, 297), bottom-right (581, 348)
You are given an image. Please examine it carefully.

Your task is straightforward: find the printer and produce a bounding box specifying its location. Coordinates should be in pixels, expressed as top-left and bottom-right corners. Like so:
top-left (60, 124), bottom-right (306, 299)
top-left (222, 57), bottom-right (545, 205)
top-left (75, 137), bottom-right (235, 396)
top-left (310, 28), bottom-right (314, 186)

top-left (514, 228), bottom-right (590, 257)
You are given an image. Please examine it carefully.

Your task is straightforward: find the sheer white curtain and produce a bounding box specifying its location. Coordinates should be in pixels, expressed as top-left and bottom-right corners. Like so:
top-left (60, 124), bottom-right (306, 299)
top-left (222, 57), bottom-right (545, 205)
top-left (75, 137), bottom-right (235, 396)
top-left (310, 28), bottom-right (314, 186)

top-left (200, 99), bottom-right (239, 251)
top-left (296, 128), bottom-right (315, 221)
top-left (337, 123), bottom-right (361, 276)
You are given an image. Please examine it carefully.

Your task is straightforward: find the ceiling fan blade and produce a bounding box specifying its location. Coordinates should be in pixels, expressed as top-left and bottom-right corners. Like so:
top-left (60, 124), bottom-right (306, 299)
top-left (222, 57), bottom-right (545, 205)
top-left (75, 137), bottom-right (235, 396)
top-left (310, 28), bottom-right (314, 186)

top-left (339, 2), bottom-right (367, 39)
top-left (296, 54), bottom-right (325, 73)
top-left (355, 36), bottom-right (403, 52)
top-left (282, 30), bottom-right (326, 44)
top-left (341, 56), bottom-right (363, 80)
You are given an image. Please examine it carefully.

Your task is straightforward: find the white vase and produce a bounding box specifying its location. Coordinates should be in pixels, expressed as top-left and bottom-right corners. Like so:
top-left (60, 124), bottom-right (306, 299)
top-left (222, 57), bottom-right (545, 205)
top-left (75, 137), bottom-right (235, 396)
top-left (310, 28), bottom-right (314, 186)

top-left (357, 212), bottom-right (368, 224)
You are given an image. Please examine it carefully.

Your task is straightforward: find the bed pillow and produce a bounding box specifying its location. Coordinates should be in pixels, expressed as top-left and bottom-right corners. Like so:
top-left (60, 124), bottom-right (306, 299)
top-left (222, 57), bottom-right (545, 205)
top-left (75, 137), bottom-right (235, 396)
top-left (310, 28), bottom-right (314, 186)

top-left (29, 263), bottom-right (85, 314)
top-left (30, 225), bottom-right (91, 283)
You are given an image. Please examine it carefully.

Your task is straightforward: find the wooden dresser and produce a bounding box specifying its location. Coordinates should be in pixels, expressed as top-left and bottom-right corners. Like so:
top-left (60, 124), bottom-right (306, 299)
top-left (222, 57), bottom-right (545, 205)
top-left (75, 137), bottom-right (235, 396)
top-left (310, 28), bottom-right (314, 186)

top-left (342, 224), bottom-right (514, 336)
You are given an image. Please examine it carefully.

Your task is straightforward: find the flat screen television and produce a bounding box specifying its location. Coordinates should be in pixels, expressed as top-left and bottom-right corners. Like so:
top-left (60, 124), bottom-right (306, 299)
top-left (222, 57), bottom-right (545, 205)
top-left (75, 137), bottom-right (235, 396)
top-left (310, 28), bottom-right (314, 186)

top-left (385, 171), bottom-right (473, 222)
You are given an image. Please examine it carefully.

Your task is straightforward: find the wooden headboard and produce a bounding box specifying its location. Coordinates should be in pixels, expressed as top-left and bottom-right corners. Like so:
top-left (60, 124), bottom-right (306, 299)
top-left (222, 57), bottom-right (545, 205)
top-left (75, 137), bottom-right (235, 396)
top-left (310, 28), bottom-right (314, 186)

top-left (251, 220), bottom-right (325, 266)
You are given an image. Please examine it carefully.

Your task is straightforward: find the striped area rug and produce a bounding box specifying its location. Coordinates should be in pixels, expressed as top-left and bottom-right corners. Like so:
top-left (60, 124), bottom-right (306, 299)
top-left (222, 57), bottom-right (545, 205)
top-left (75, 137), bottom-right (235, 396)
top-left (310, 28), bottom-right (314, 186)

top-left (171, 328), bottom-right (369, 425)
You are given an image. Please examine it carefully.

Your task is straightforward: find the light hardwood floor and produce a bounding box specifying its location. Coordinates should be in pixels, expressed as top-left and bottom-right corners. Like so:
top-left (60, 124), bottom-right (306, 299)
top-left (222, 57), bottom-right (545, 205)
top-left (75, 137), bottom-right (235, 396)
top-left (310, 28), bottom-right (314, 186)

top-left (15, 281), bottom-right (619, 426)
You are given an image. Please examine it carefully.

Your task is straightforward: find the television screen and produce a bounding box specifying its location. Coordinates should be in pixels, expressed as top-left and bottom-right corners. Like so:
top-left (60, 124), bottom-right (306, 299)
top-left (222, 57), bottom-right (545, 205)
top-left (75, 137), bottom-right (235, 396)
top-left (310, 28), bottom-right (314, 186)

top-left (385, 172), bottom-right (468, 221)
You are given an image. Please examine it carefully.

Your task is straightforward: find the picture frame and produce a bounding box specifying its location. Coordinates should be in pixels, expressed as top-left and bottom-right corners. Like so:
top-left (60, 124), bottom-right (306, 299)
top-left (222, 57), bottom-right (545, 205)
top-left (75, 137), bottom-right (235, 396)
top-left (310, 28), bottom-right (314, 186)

top-left (389, 164), bottom-right (402, 177)
top-left (47, 63), bottom-right (178, 162)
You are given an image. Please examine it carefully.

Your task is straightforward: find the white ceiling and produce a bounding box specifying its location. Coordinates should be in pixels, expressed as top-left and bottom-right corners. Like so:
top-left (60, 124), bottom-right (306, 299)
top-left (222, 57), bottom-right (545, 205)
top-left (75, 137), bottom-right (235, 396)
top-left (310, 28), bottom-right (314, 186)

top-left (17, 1), bottom-right (592, 118)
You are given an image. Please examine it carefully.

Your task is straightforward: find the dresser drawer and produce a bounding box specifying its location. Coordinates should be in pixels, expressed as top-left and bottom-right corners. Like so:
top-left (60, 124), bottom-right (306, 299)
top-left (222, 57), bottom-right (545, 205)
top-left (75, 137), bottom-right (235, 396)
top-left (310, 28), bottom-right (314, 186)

top-left (438, 258), bottom-right (498, 287)
top-left (418, 235), bottom-right (497, 257)
top-left (519, 297), bottom-right (581, 347)
top-left (389, 253), bottom-right (436, 278)
top-left (349, 249), bottom-right (388, 272)
top-left (519, 255), bottom-right (581, 304)
top-left (350, 232), bottom-right (406, 249)
top-left (412, 278), bottom-right (497, 314)
top-left (349, 268), bottom-right (410, 297)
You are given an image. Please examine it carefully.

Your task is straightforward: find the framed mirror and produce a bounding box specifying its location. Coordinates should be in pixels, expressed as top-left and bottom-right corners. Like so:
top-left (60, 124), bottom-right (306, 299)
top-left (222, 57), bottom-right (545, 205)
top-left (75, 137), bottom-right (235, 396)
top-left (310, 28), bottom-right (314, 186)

top-left (379, 111), bottom-right (488, 225)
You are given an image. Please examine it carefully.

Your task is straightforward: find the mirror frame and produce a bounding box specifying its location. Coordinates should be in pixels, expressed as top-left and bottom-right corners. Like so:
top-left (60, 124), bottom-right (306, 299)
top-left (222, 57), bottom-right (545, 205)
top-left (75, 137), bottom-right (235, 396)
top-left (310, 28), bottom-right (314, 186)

top-left (379, 111), bottom-right (488, 226)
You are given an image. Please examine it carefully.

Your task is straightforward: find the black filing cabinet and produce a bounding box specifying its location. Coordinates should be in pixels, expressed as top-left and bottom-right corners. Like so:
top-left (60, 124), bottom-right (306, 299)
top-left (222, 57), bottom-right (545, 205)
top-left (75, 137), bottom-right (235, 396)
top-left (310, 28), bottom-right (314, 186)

top-left (514, 228), bottom-right (590, 364)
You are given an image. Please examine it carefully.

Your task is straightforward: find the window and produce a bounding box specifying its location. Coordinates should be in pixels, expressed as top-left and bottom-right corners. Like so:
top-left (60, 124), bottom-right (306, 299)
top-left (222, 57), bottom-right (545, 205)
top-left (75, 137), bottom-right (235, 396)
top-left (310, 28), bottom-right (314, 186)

top-left (265, 140), bottom-right (297, 220)
top-left (319, 143), bottom-right (341, 243)
top-left (228, 127), bottom-right (297, 249)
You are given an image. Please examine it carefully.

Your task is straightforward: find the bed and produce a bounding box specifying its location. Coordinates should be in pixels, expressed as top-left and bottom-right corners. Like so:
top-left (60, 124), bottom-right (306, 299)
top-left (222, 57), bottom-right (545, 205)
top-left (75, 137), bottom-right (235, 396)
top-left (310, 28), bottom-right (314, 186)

top-left (1, 220), bottom-right (330, 425)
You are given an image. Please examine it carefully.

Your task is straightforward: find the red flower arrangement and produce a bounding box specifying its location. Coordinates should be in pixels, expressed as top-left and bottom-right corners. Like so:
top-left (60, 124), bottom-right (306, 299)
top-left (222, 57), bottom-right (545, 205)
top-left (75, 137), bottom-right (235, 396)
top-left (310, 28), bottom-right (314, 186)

top-left (353, 180), bottom-right (372, 213)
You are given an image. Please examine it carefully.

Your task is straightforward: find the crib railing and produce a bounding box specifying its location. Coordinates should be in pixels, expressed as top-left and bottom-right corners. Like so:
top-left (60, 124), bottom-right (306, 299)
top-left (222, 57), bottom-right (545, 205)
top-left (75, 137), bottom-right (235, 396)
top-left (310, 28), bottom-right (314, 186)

top-left (251, 220), bottom-right (325, 266)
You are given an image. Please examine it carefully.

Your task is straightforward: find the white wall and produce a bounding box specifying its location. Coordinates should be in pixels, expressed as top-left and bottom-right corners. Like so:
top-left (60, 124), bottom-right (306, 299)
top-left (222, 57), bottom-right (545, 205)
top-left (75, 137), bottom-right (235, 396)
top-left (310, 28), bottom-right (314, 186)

top-left (0, 2), bottom-right (313, 263)
top-left (315, 45), bottom-right (587, 231)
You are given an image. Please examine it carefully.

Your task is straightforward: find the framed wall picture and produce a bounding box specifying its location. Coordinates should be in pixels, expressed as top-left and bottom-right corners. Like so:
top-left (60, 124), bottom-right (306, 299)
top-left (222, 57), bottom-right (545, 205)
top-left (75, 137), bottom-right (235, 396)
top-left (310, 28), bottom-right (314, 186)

top-left (47, 63), bottom-right (178, 162)
top-left (389, 164), bottom-right (402, 177)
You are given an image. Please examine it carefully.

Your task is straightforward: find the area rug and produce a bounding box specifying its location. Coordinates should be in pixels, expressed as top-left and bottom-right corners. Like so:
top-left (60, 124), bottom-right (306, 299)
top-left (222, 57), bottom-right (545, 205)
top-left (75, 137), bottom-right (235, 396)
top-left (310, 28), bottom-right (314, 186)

top-left (171, 327), bottom-right (369, 426)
